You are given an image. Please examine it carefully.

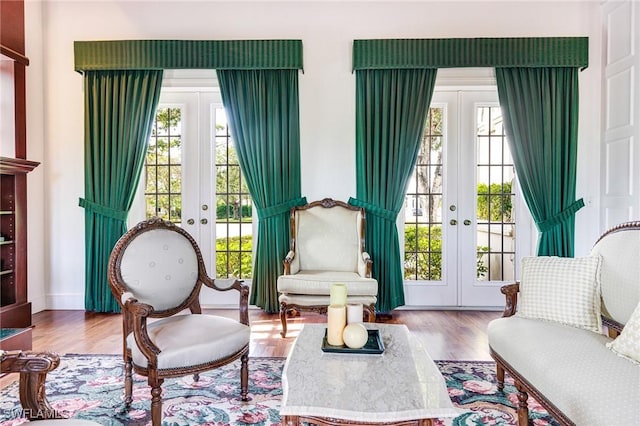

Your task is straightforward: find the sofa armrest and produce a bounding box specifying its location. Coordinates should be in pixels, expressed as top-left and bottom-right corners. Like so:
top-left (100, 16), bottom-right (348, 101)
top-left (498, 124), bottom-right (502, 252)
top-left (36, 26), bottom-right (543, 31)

top-left (501, 282), bottom-right (520, 317)
top-left (358, 252), bottom-right (373, 278)
top-left (283, 250), bottom-right (297, 275)
top-left (0, 350), bottom-right (65, 420)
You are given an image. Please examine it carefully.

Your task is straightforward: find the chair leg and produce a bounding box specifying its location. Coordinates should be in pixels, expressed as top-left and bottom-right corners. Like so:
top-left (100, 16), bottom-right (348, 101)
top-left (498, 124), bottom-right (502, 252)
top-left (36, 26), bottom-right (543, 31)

top-left (280, 302), bottom-right (288, 338)
top-left (496, 363), bottom-right (505, 391)
top-left (124, 357), bottom-right (133, 408)
top-left (150, 379), bottom-right (164, 426)
top-left (365, 304), bottom-right (376, 322)
top-left (515, 382), bottom-right (530, 425)
top-left (240, 352), bottom-right (249, 401)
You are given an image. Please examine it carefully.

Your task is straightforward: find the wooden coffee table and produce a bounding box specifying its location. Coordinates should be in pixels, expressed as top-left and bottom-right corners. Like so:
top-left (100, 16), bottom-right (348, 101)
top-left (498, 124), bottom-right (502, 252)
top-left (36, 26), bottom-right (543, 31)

top-left (280, 323), bottom-right (462, 425)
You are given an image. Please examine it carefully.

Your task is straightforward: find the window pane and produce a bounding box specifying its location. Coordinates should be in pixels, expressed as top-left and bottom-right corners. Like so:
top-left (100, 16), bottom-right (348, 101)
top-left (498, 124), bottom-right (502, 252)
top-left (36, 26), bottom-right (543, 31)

top-left (404, 107), bottom-right (444, 281)
top-left (214, 108), bottom-right (253, 279)
top-left (144, 107), bottom-right (182, 224)
top-left (476, 106), bottom-right (515, 282)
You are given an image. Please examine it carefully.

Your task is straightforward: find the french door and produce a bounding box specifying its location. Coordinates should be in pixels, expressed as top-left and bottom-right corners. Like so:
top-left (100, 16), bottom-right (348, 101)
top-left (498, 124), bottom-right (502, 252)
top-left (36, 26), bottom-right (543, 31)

top-left (130, 90), bottom-right (253, 306)
top-left (403, 90), bottom-right (533, 308)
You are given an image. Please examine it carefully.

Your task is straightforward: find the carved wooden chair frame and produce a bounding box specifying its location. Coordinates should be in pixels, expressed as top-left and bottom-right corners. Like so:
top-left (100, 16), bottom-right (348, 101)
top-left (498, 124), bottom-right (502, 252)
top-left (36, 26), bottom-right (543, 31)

top-left (279, 198), bottom-right (376, 337)
top-left (107, 217), bottom-right (250, 426)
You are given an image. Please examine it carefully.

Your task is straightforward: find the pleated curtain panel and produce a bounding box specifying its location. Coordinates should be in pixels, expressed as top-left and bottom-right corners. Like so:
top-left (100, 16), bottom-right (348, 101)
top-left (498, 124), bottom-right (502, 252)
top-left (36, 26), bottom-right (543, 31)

top-left (352, 37), bottom-right (588, 312)
top-left (349, 69), bottom-right (438, 313)
top-left (75, 40), bottom-right (303, 313)
top-left (217, 69), bottom-right (305, 313)
top-left (79, 69), bottom-right (163, 312)
top-left (495, 68), bottom-right (582, 257)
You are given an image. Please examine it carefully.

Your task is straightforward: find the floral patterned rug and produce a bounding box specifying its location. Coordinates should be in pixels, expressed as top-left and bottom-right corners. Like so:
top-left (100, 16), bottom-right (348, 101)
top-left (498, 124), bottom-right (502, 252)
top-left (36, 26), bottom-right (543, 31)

top-left (0, 355), bottom-right (557, 425)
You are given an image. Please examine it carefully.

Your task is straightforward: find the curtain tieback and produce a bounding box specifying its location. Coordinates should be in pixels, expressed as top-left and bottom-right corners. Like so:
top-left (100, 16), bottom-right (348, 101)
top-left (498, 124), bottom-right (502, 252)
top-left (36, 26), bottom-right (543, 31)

top-left (536, 198), bottom-right (585, 233)
top-left (257, 197), bottom-right (307, 220)
top-left (348, 197), bottom-right (397, 222)
top-left (79, 198), bottom-right (128, 222)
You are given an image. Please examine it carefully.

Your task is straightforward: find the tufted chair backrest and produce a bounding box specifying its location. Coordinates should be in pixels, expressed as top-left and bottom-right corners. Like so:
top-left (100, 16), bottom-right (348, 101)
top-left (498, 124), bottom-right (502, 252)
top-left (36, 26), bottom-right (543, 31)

top-left (109, 219), bottom-right (202, 313)
top-left (591, 221), bottom-right (640, 326)
top-left (293, 202), bottom-right (363, 272)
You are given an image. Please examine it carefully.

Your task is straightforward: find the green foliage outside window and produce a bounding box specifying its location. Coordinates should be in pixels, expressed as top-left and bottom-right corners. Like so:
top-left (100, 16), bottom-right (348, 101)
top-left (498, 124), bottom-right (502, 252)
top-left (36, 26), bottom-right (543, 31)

top-left (216, 236), bottom-right (253, 278)
top-left (404, 225), bottom-right (492, 280)
top-left (404, 225), bottom-right (443, 280)
top-left (477, 182), bottom-right (513, 222)
top-left (216, 204), bottom-right (252, 221)
top-left (146, 107), bottom-right (183, 222)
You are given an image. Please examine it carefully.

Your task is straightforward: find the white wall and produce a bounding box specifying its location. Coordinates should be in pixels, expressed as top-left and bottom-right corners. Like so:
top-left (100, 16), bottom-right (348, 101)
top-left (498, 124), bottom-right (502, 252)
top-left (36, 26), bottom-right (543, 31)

top-left (24, 0), bottom-right (603, 310)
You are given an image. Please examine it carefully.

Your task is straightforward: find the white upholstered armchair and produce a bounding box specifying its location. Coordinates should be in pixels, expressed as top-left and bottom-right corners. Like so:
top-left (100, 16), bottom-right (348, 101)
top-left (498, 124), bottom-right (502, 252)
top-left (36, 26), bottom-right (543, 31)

top-left (107, 218), bottom-right (250, 426)
top-left (277, 198), bottom-right (378, 337)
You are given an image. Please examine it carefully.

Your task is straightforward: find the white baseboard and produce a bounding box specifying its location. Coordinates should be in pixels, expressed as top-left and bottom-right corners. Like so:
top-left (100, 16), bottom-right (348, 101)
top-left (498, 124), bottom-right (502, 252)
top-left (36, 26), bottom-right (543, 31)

top-left (46, 293), bottom-right (86, 310)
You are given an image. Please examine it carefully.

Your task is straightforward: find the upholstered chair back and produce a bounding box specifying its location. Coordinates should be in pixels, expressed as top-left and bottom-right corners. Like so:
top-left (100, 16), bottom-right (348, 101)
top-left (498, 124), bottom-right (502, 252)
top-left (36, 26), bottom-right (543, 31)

top-left (293, 205), bottom-right (363, 273)
top-left (114, 222), bottom-right (201, 312)
top-left (591, 222), bottom-right (640, 326)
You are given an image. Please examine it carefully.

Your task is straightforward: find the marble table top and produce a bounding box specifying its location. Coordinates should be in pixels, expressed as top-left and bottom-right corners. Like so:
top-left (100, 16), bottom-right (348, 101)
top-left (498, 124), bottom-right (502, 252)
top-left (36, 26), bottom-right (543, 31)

top-left (280, 323), bottom-right (464, 422)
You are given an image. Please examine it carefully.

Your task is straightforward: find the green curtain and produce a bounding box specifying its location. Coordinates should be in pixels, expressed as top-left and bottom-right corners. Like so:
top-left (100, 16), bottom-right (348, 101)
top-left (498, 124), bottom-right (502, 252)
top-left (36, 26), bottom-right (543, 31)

top-left (217, 69), bottom-right (304, 313)
top-left (350, 68), bottom-right (438, 312)
top-left (74, 39), bottom-right (304, 72)
top-left (80, 69), bottom-right (163, 312)
top-left (495, 67), bottom-right (583, 257)
top-left (352, 37), bottom-right (589, 70)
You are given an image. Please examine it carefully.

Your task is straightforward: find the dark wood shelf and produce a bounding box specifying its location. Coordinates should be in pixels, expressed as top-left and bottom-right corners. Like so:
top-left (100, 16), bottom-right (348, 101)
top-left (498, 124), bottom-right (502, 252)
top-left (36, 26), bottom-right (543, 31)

top-left (1, 0), bottom-right (33, 345)
top-left (0, 44), bottom-right (29, 66)
top-left (0, 157), bottom-right (39, 174)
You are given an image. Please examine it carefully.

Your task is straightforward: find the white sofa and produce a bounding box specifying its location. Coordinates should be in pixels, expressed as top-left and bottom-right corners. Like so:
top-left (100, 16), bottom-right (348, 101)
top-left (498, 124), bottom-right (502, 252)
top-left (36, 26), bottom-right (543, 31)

top-left (277, 198), bottom-right (378, 337)
top-left (488, 221), bottom-right (640, 425)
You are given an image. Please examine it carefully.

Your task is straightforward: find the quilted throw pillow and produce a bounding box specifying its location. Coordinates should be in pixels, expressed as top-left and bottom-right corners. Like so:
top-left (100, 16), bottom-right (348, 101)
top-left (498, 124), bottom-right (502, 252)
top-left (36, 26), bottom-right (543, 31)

top-left (607, 302), bottom-right (640, 365)
top-left (516, 256), bottom-right (602, 333)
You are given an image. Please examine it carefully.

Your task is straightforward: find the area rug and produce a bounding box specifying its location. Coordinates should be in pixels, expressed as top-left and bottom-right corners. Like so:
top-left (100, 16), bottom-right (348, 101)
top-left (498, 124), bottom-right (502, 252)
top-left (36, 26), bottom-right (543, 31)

top-left (0, 355), bottom-right (557, 426)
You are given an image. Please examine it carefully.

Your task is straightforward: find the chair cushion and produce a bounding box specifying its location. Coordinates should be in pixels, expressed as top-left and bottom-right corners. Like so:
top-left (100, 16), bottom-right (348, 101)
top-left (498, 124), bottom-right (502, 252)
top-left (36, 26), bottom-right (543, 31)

top-left (127, 315), bottom-right (249, 370)
top-left (279, 293), bottom-right (377, 306)
top-left (277, 271), bottom-right (378, 296)
top-left (488, 316), bottom-right (640, 425)
top-left (516, 255), bottom-right (602, 333)
top-left (607, 301), bottom-right (640, 365)
top-left (120, 228), bottom-right (199, 311)
top-left (295, 207), bottom-right (362, 272)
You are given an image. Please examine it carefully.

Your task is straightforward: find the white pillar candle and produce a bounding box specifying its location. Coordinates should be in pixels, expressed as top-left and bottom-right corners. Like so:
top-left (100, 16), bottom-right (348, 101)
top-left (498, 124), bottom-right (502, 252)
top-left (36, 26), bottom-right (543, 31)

top-left (329, 283), bottom-right (347, 306)
top-left (346, 303), bottom-right (364, 324)
top-left (347, 303), bottom-right (363, 324)
top-left (327, 304), bottom-right (346, 346)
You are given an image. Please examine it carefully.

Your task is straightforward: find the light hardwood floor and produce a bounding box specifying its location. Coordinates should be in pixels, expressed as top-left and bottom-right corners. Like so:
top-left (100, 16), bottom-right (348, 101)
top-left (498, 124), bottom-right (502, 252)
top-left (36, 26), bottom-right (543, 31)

top-left (29, 309), bottom-right (502, 360)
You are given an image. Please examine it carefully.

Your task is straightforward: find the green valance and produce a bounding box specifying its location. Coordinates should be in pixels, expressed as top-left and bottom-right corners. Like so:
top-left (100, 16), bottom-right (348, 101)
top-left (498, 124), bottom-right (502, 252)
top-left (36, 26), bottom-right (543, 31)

top-left (353, 37), bottom-right (588, 71)
top-left (74, 39), bottom-right (303, 72)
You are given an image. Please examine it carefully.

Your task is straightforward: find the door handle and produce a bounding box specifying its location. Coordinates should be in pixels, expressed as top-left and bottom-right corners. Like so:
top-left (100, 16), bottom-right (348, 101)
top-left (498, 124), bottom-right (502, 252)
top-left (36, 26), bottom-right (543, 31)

top-left (187, 219), bottom-right (195, 225)
top-left (450, 219), bottom-right (457, 226)
top-left (463, 219), bottom-right (471, 226)
top-left (200, 218), bottom-right (208, 225)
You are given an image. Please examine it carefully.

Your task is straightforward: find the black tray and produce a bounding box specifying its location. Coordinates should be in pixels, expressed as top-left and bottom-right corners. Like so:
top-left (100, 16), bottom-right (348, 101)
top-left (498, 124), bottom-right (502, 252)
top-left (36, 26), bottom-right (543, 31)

top-left (321, 328), bottom-right (384, 354)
